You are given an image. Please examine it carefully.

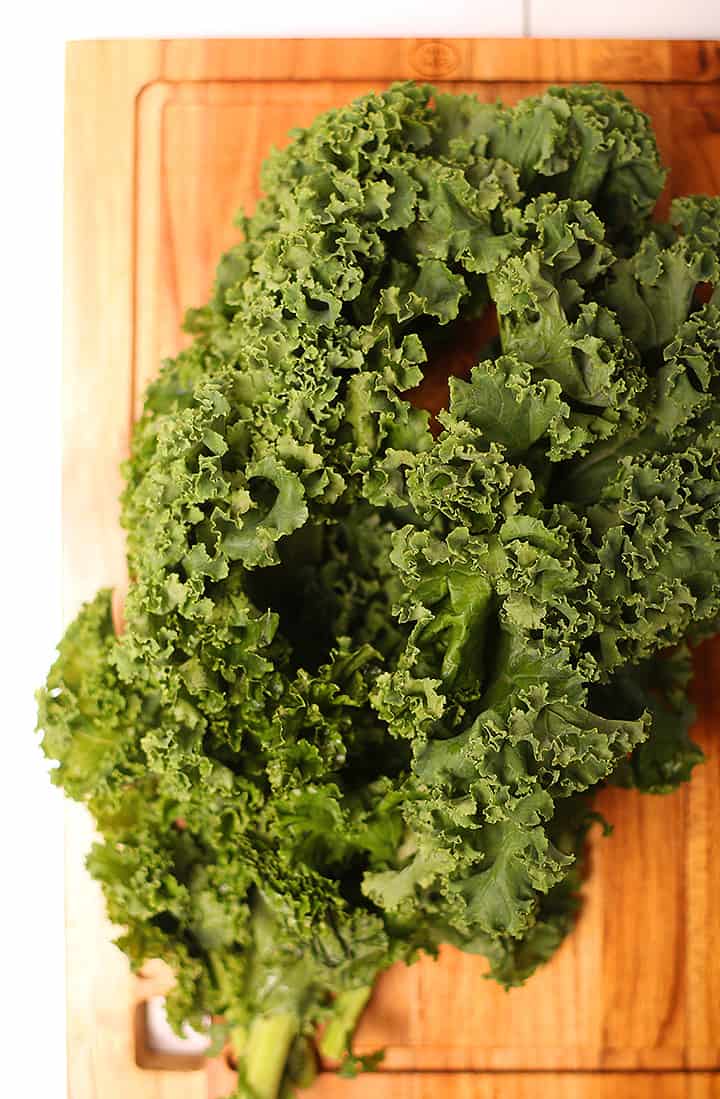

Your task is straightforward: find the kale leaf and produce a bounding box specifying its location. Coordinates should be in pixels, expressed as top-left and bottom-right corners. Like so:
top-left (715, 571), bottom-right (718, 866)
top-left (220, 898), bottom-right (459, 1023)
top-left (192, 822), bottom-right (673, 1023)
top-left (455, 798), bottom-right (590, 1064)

top-left (38, 81), bottom-right (717, 1098)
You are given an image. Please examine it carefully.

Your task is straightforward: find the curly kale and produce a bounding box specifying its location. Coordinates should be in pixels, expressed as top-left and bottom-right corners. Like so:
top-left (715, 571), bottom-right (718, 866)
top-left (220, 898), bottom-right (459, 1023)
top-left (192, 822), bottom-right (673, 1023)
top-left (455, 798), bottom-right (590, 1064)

top-left (38, 82), bottom-right (718, 1097)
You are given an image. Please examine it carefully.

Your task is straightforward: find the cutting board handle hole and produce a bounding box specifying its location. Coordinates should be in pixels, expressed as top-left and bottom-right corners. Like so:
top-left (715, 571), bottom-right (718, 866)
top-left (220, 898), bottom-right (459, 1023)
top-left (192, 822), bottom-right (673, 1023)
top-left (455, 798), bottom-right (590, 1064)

top-left (134, 997), bottom-right (210, 1072)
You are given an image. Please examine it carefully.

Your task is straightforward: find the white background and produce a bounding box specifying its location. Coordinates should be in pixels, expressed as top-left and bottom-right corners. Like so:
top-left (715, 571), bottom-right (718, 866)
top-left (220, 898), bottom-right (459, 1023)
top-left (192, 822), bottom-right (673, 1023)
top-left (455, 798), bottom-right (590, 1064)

top-left (3, 3), bottom-right (719, 1097)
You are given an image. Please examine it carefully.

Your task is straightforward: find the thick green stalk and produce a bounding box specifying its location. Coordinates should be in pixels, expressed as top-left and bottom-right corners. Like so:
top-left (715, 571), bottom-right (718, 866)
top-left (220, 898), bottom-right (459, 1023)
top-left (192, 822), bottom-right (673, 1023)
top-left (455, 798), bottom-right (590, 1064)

top-left (230, 1024), bottom-right (248, 1060)
top-left (286, 1036), bottom-right (317, 1089)
top-left (243, 1013), bottom-right (298, 1099)
top-left (318, 986), bottom-right (372, 1062)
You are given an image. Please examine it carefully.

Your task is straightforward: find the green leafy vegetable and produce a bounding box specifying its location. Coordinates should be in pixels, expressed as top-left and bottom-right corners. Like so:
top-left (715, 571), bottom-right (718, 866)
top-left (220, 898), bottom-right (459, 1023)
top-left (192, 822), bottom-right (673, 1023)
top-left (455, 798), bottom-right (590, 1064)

top-left (38, 81), bottom-right (718, 1097)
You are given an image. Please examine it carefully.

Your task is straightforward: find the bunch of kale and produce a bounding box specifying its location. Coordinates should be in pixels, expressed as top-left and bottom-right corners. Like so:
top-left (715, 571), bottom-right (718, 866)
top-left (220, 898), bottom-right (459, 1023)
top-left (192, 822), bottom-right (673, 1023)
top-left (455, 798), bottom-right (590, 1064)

top-left (39, 82), bottom-right (720, 1097)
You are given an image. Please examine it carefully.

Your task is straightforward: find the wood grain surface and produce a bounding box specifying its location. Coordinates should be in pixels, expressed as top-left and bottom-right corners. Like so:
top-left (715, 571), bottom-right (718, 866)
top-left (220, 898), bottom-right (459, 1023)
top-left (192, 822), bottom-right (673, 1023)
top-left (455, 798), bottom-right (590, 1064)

top-left (63, 38), bottom-right (720, 1099)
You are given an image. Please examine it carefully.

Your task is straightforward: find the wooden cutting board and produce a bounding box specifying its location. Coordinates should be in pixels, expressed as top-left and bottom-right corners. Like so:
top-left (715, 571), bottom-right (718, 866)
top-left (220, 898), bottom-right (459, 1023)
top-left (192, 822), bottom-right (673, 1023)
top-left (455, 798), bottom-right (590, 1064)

top-left (63, 38), bottom-right (720, 1099)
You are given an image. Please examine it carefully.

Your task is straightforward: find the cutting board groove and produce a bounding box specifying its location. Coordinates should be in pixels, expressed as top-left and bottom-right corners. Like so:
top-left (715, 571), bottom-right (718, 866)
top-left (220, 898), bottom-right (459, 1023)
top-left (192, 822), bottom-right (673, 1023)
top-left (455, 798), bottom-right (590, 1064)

top-left (64, 38), bottom-right (720, 1099)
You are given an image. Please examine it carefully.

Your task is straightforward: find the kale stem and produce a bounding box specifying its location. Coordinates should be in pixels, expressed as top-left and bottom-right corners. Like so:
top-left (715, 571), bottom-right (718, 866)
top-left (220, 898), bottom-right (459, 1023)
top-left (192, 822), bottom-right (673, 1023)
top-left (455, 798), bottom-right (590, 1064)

top-left (243, 1013), bottom-right (298, 1099)
top-left (486, 274), bottom-right (509, 354)
top-left (318, 986), bottom-right (372, 1061)
top-left (230, 1024), bottom-right (248, 1060)
top-left (286, 1035), bottom-right (317, 1089)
